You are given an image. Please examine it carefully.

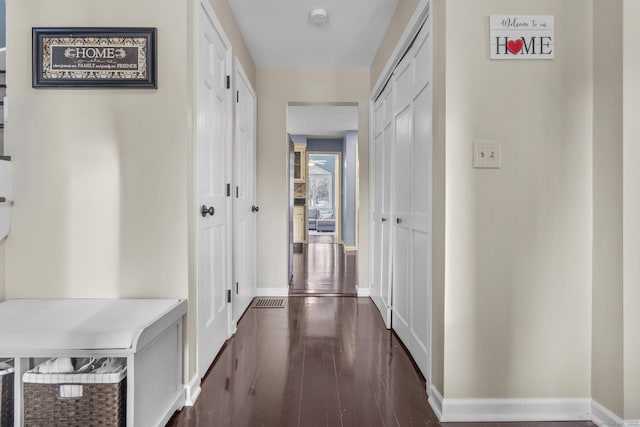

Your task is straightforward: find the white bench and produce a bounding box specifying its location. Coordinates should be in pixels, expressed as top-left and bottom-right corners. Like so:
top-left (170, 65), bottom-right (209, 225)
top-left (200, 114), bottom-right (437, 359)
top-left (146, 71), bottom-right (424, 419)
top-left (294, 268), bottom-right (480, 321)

top-left (0, 298), bottom-right (187, 427)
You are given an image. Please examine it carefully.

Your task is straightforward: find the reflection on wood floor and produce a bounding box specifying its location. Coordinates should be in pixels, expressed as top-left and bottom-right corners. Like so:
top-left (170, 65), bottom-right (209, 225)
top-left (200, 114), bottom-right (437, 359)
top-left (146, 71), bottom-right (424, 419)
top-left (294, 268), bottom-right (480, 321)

top-left (290, 234), bottom-right (357, 295)
top-left (166, 296), bottom-right (437, 426)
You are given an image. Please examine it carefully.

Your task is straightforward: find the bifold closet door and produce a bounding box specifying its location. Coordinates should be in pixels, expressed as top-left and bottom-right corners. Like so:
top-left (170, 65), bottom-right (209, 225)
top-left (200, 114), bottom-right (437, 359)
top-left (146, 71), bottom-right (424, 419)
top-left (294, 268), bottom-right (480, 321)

top-left (371, 96), bottom-right (384, 316)
top-left (391, 23), bottom-right (432, 378)
top-left (371, 86), bottom-right (394, 328)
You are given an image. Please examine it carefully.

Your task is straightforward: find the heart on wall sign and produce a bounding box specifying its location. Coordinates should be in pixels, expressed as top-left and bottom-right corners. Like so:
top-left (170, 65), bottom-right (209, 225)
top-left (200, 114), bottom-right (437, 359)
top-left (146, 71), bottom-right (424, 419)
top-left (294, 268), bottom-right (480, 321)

top-left (506, 39), bottom-right (524, 55)
top-left (490, 15), bottom-right (555, 60)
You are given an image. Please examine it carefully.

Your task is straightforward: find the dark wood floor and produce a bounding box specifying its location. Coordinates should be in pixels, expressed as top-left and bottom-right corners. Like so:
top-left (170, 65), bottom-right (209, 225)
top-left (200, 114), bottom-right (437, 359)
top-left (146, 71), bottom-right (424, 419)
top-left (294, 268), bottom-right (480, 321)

top-left (168, 235), bottom-right (594, 427)
top-left (166, 296), bottom-right (596, 427)
top-left (168, 296), bottom-right (435, 426)
top-left (289, 234), bottom-right (357, 295)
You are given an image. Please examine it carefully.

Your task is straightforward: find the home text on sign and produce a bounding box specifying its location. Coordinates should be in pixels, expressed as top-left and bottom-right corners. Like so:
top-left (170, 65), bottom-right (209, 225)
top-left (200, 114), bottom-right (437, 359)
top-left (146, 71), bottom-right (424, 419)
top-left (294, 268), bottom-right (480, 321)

top-left (490, 15), bottom-right (555, 60)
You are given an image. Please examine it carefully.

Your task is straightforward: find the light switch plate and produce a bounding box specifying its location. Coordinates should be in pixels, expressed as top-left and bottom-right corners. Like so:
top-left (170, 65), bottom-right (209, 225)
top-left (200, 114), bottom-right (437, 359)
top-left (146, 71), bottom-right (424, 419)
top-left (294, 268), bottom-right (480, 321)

top-left (474, 140), bottom-right (501, 168)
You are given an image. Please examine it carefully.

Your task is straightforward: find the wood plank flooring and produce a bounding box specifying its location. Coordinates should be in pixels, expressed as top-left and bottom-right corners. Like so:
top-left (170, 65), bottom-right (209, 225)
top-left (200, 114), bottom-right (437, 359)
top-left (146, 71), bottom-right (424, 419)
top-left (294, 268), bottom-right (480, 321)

top-left (289, 234), bottom-right (357, 295)
top-left (166, 296), bottom-right (596, 427)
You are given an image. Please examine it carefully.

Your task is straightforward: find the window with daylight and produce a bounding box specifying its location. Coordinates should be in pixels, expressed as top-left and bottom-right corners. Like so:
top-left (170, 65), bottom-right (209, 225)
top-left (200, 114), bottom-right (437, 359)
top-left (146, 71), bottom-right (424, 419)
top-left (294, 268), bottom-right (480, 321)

top-left (308, 173), bottom-right (332, 209)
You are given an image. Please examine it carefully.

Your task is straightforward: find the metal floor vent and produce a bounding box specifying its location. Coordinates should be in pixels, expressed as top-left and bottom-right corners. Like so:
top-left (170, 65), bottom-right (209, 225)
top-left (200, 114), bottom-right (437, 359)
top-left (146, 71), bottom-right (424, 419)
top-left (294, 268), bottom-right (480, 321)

top-left (252, 298), bottom-right (287, 309)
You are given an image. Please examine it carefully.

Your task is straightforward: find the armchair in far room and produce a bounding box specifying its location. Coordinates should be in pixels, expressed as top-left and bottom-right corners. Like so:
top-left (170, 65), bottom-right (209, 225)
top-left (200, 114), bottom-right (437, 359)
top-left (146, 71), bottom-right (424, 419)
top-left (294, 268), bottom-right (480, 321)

top-left (308, 208), bottom-right (319, 230)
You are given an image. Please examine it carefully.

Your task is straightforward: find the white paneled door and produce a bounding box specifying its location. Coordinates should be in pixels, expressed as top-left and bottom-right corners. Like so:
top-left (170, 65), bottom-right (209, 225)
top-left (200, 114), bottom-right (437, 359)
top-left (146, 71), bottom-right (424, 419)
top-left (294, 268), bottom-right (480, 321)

top-left (390, 22), bottom-right (432, 379)
top-left (197, 1), bottom-right (232, 379)
top-left (371, 85), bottom-right (393, 328)
top-left (233, 59), bottom-right (258, 327)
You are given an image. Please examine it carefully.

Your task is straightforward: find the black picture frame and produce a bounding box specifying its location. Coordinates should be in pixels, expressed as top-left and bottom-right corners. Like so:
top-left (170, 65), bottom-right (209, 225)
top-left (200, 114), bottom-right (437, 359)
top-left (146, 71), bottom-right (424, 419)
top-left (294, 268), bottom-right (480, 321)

top-left (32, 27), bottom-right (157, 88)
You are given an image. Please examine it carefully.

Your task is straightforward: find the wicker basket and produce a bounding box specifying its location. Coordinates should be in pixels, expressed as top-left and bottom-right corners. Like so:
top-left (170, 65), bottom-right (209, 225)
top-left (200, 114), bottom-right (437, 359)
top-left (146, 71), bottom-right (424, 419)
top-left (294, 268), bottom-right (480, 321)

top-left (23, 359), bottom-right (126, 427)
top-left (0, 360), bottom-right (14, 427)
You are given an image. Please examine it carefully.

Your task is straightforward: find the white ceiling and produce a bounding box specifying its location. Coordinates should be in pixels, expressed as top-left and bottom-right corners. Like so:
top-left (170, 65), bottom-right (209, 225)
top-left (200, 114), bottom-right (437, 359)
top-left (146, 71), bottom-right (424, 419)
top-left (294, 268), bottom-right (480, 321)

top-left (288, 105), bottom-right (358, 137)
top-left (228, 0), bottom-right (399, 67)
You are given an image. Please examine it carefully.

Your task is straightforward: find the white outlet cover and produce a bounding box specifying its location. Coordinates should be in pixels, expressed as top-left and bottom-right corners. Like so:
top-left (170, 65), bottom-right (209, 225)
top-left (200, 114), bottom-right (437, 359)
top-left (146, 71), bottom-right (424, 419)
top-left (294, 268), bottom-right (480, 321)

top-left (474, 140), bottom-right (501, 168)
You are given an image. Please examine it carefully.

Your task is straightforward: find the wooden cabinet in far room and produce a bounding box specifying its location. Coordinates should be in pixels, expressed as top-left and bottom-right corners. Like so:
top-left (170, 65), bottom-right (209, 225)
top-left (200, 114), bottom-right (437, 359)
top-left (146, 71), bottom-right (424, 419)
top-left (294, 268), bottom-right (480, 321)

top-left (293, 205), bottom-right (305, 243)
top-left (294, 144), bottom-right (306, 183)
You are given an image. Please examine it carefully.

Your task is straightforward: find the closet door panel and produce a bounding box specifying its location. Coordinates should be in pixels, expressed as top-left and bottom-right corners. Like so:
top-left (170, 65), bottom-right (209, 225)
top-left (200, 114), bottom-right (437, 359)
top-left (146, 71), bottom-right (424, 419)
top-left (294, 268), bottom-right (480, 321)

top-left (393, 106), bottom-right (412, 215)
top-left (380, 92), bottom-right (394, 323)
top-left (411, 229), bottom-right (430, 372)
top-left (412, 85), bottom-right (432, 218)
top-left (392, 225), bottom-right (411, 344)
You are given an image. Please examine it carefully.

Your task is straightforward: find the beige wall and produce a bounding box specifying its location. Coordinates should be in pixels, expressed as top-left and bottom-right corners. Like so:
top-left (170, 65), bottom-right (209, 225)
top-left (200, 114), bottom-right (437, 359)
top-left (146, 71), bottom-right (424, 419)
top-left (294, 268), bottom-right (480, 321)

top-left (592, 0), bottom-right (624, 417)
top-left (623, 0), bottom-right (640, 418)
top-left (255, 68), bottom-right (370, 291)
top-left (6, 0), bottom-right (189, 299)
top-left (370, 0), bottom-right (420, 89)
top-left (431, 0), bottom-right (446, 396)
top-left (443, 0), bottom-right (593, 398)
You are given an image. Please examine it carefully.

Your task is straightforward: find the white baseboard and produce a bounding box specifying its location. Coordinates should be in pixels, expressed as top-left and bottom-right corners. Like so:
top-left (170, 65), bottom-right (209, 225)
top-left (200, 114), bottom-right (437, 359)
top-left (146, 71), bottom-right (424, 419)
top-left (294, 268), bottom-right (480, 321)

top-left (591, 399), bottom-right (635, 427)
top-left (256, 288), bottom-right (289, 297)
top-left (184, 374), bottom-right (201, 406)
top-left (357, 287), bottom-right (370, 297)
top-left (430, 395), bottom-right (637, 425)
top-left (153, 389), bottom-right (187, 427)
top-left (428, 384), bottom-right (444, 420)
top-left (439, 397), bottom-right (591, 422)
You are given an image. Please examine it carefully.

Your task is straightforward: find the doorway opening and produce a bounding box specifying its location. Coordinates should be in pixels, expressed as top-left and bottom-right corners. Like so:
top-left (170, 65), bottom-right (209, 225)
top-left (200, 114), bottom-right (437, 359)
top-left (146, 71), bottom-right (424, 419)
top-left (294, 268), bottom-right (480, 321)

top-left (307, 152), bottom-right (340, 239)
top-left (287, 105), bottom-right (359, 296)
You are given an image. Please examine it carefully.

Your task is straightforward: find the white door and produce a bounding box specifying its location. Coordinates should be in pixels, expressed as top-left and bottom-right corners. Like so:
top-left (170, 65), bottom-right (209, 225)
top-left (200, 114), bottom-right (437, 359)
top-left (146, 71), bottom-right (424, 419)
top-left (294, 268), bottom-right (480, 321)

top-left (233, 59), bottom-right (257, 327)
top-left (391, 53), bottom-right (413, 350)
top-left (391, 23), bottom-right (432, 378)
top-left (197, 1), bottom-right (232, 379)
top-left (371, 85), bottom-right (393, 328)
top-left (370, 97), bottom-right (384, 314)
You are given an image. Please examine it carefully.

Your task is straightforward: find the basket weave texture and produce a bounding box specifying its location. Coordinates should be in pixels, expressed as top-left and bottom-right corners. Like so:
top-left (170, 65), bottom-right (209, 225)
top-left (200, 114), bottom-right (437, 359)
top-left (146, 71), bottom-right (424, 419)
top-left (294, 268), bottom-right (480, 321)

top-left (24, 377), bottom-right (126, 427)
top-left (0, 368), bottom-right (14, 427)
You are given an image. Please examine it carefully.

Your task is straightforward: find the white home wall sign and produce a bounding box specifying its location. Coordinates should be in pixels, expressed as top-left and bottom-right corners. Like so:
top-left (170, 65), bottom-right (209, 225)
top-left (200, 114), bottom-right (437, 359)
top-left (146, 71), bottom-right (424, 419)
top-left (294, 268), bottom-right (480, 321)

top-left (490, 15), bottom-right (554, 60)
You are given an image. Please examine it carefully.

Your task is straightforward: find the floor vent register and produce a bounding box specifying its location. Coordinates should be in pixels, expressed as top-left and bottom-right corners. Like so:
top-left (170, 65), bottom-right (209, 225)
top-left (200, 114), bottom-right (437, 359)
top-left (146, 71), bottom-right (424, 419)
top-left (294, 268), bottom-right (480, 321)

top-left (252, 298), bottom-right (287, 309)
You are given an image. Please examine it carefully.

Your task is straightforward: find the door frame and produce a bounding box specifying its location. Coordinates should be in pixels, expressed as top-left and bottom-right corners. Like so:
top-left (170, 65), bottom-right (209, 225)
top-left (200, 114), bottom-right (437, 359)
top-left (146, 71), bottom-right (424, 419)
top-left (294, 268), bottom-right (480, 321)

top-left (232, 57), bottom-right (257, 329)
top-left (194, 0), bottom-right (233, 383)
top-left (368, 0), bottom-right (432, 392)
top-left (306, 151), bottom-right (343, 243)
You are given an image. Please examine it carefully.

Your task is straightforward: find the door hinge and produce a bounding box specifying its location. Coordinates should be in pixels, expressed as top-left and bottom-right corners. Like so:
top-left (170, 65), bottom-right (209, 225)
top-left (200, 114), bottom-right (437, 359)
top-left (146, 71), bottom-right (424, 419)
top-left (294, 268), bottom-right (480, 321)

top-left (236, 282), bottom-right (239, 294)
top-left (227, 289), bottom-right (232, 303)
top-left (226, 183), bottom-right (231, 197)
top-left (236, 90), bottom-right (239, 103)
top-left (236, 186), bottom-right (239, 198)
top-left (226, 75), bottom-right (230, 89)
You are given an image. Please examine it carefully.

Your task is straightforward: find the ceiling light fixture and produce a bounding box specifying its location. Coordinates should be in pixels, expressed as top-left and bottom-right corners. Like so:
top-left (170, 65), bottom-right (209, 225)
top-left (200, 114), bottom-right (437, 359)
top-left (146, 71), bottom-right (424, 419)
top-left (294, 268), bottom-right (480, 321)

top-left (310, 8), bottom-right (328, 25)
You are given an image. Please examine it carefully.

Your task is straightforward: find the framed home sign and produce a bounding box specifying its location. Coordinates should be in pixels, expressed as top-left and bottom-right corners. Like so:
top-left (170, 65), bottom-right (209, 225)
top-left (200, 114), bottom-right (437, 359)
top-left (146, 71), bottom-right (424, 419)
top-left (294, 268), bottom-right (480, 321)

top-left (490, 16), bottom-right (554, 60)
top-left (32, 27), bottom-right (157, 88)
